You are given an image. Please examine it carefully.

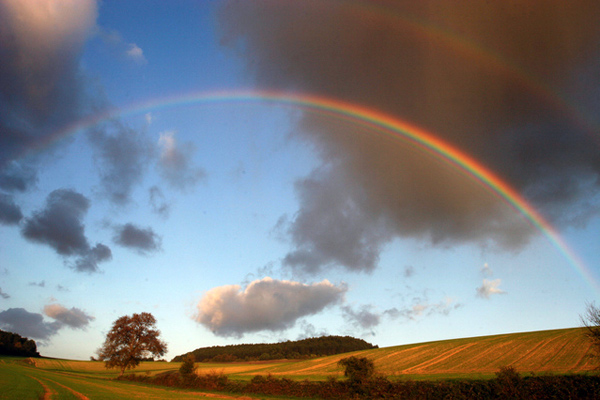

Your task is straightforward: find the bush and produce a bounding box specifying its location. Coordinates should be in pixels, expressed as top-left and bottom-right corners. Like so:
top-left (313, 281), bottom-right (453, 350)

top-left (338, 356), bottom-right (375, 384)
top-left (179, 354), bottom-right (196, 376)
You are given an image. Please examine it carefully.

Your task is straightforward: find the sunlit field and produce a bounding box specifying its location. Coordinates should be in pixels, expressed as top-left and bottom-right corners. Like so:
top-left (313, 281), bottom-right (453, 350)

top-left (2, 328), bottom-right (597, 399)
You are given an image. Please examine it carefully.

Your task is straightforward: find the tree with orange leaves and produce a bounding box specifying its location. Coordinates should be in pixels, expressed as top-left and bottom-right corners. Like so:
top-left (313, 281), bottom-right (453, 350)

top-left (97, 312), bottom-right (167, 376)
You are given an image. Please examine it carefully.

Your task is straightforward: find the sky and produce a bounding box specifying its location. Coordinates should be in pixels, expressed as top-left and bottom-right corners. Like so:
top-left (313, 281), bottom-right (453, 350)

top-left (1, 0), bottom-right (600, 361)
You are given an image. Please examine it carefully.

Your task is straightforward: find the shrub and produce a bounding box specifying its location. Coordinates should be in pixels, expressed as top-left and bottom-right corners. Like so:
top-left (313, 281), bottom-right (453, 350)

top-left (179, 354), bottom-right (196, 376)
top-left (338, 356), bottom-right (375, 384)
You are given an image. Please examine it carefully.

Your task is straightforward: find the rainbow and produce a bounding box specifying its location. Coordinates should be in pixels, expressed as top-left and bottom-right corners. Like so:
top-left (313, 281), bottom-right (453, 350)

top-left (348, 1), bottom-right (599, 139)
top-left (39, 89), bottom-right (598, 293)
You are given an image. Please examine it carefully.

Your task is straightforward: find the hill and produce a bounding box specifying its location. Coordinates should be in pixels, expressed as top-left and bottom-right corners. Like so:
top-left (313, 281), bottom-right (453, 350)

top-left (172, 335), bottom-right (377, 362)
top-left (169, 327), bottom-right (596, 380)
top-left (213, 327), bottom-right (595, 380)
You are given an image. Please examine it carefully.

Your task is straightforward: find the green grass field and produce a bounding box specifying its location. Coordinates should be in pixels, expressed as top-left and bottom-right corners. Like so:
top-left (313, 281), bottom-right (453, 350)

top-left (0, 327), bottom-right (597, 398)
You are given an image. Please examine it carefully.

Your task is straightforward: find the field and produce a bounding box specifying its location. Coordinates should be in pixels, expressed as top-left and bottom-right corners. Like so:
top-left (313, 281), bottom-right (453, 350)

top-left (0, 327), bottom-right (597, 399)
top-left (191, 327), bottom-right (597, 381)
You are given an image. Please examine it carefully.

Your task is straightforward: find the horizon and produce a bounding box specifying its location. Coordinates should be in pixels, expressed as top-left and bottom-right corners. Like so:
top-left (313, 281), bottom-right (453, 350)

top-left (1, 0), bottom-right (600, 361)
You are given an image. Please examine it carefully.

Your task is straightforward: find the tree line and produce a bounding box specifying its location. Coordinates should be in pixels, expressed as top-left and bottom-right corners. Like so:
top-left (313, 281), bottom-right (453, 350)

top-left (0, 329), bottom-right (40, 357)
top-left (172, 335), bottom-right (378, 362)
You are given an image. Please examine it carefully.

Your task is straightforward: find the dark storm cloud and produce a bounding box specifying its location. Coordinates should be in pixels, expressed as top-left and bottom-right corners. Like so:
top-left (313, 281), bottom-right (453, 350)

top-left (0, 0), bottom-right (98, 192)
top-left (279, 166), bottom-right (393, 274)
top-left (0, 308), bottom-right (60, 341)
top-left (88, 121), bottom-right (155, 205)
top-left (0, 193), bottom-right (22, 225)
top-left (195, 278), bottom-right (346, 338)
top-left (219, 0), bottom-right (600, 274)
top-left (21, 189), bottom-right (111, 273)
top-left (113, 223), bottom-right (162, 254)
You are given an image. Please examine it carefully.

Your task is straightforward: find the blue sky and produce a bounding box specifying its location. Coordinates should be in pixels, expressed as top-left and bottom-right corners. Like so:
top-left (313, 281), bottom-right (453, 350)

top-left (1, 0), bottom-right (600, 361)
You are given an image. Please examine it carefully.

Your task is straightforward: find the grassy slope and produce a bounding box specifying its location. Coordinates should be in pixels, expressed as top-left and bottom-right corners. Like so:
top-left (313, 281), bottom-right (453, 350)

top-left (191, 327), bottom-right (597, 380)
top-left (0, 327), bottom-right (596, 398)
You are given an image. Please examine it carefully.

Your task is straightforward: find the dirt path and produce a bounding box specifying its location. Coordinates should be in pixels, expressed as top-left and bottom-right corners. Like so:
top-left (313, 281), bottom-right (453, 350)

top-left (28, 376), bottom-right (56, 400)
top-left (43, 378), bottom-right (90, 400)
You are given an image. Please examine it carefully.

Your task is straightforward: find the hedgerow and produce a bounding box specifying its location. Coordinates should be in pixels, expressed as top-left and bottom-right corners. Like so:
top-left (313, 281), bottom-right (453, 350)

top-left (121, 368), bottom-right (600, 399)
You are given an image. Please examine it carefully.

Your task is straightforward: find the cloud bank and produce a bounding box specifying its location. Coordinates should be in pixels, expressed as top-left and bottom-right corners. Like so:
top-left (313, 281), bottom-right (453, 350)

top-left (0, 0), bottom-right (98, 191)
top-left (219, 0), bottom-right (600, 274)
top-left (195, 277), bottom-right (347, 337)
top-left (0, 303), bottom-right (93, 341)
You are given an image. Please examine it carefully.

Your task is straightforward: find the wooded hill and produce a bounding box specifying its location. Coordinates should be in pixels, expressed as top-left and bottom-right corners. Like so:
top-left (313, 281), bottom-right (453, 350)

top-left (172, 335), bottom-right (377, 362)
top-left (0, 329), bottom-right (39, 357)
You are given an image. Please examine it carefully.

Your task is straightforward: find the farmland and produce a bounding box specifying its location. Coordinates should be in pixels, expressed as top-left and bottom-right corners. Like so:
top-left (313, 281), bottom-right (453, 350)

top-left (0, 327), bottom-right (597, 399)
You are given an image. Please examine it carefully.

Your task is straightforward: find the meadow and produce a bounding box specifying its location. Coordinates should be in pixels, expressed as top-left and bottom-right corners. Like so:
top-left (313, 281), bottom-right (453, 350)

top-left (0, 327), bottom-right (597, 399)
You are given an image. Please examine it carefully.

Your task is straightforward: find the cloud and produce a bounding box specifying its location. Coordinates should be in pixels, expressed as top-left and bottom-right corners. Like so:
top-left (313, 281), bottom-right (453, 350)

top-left (195, 277), bottom-right (347, 337)
top-left (219, 1), bottom-right (600, 274)
top-left (279, 166), bottom-right (393, 275)
top-left (296, 321), bottom-right (328, 340)
top-left (0, 288), bottom-right (9, 299)
top-left (0, 303), bottom-right (94, 341)
top-left (43, 304), bottom-right (94, 329)
top-left (342, 305), bottom-right (381, 331)
top-left (88, 120), bottom-right (155, 205)
top-left (481, 263), bottom-right (493, 277)
top-left (71, 243), bottom-right (112, 273)
top-left (0, 308), bottom-right (60, 341)
top-left (113, 223), bottom-right (162, 254)
top-left (98, 28), bottom-right (147, 64)
top-left (0, 193), bottom-right (23, 225)
top-left (28, 281), bottom-right (45, 288)
top-left (21, 189), bottom-right (111, 273)
top-left (385, 297), bottom-right (461, 320)
top-left (158, 131), bottom-right (207, 190)
top-left (476, 279), bottom-right (506, 299)
top-left (149, 186), bottom-right (170, 217)
top-left (404, 266), bottom-right (415, 278)
top-left (0, 0), bottom-right (98, 192)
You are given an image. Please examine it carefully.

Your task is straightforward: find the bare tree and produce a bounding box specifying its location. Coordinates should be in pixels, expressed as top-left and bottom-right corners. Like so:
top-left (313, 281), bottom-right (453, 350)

top-left (97, 312), bottom-right (167, 376)
top-left (581, 302), bottom-right (600, 364)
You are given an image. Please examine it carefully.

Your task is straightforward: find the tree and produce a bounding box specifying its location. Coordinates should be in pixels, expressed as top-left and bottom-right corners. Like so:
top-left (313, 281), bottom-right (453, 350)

top-left (581, 302), bottom-right (600, 363)
top-left (179, 354), bottom-right (197, 377)
top-left (338, 356), bottom-right (375, 384)
top-left (97, 312), bottom-right (167, 376)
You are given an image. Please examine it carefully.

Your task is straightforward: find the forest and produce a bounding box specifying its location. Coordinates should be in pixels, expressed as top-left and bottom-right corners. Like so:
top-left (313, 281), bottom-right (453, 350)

top-left (172, 335), bottom-right (377, 362)
top-left (0, 329), bottom-right (39, 357)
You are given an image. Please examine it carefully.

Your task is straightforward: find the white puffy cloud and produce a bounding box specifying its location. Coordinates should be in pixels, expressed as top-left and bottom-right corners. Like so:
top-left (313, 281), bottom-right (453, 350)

top-left (195, 277), bottom-right (346, 337)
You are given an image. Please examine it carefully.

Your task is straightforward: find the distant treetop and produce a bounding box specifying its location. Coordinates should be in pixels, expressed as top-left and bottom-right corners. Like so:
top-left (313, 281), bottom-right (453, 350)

top-left (172, 335), bottom-right (377, 363)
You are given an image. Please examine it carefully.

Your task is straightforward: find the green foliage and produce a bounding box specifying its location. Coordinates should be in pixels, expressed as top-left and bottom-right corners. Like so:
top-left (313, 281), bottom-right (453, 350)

top-left (97, 312), bottom-right (167, 376)
top-left (0, 329), bottom-right (40, 357)
top-left (173, 335), bottom-right (377, 362)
